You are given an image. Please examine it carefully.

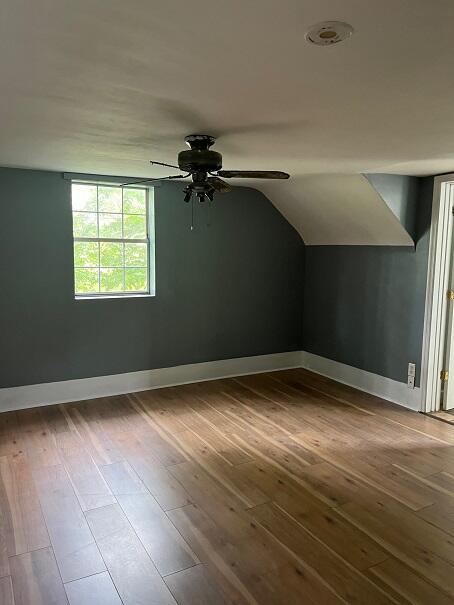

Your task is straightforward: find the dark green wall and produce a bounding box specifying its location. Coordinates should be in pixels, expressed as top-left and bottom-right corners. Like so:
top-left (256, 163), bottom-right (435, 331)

top-left (0, 167), bottom-right (435, 391)
top-left (303, 177), bottom-right (433, 385)
top-left (0, 168), bottom-right (304, 388)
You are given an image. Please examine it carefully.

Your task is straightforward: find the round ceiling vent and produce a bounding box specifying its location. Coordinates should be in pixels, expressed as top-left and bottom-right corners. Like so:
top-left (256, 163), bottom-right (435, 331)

top-left (305, 21), bottom-right (354, 46)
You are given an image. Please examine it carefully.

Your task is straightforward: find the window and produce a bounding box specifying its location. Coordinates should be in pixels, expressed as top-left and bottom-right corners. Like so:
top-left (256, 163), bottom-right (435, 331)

top-left (71, 182), bottom-right (154, 297)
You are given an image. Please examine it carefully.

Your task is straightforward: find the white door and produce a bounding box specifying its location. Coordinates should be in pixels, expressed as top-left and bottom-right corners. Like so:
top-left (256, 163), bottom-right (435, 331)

top-left (442, 232), bottom-right (454, 410)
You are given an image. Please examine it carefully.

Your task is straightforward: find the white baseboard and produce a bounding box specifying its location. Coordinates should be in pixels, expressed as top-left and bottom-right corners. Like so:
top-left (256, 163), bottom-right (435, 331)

top-left (0, 351), bottom-right (301, 412)
top-left (300, 351), bottom-right (421, 411)
top-left (0, 350), bottom-right (421, 413)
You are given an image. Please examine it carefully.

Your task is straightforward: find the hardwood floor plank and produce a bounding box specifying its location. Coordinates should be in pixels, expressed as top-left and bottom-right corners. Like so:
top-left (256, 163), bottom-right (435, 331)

top-left (345, 494), bottom-right (454, 566)
top-left (262, 432), bottom-right (324, 467)
top-left (234, 460), bottom-right (322, 516)
top-left (41, 405), bottom-right (71, 435)
top-left (16, 408), bottom-right (60, 469)
top-left (86, 504), bottom-right (178, 605)
top-left (378, 441), bottom-right (450, 478)
top-left (127, 395), bottom-right (189, 465)
top-left (223, 380), bottom-right (304, 434)
top-left (295, 461), bottom-right (381, 507)
top-left (249, 502), bottom-right (396, 604)
top-left (153, 387), bottom-right (210, 431)
top-left (416, 469), bottom-right (454, 495)
top-left (234, 374), bottom-right (303, 406)
top-left (167, 503), bottom-right (286, 605)
top-left (289, 506), bottom-right (389, 570)
top-left (33, 465), bottom-right (105, 583)
top-left (167, 392), bottom-right (254, 466)
top-left (65, 572), bottom-right (122, 605)
top-left (93, 396), bottom-right (141, 437)
top-left (291, 431), bottom-right (436, 511)
top-left (174, 385), bottom-right (243, 434)
top-left (169, 503), bottom-right (354, 605)
top-left (206, 390), bottom-right (291, 438)
top-left (64, 403), bottom-right (123, 466)
top-left (0, 412), bottom-right (24, 458)
top-left (164, 564), bottom-right (229, 605)
top-left (113, 432), bottom-right (191, 510)
top-left (136, 390), bottom-right (189, 435)
top-left (0, 525), bottom-right (8, 579)
top-left (117, 492), bottom-right (199, 576)
top-left (181, 424), bottom-right (252, 467)
top-left (0, 576), bottom-right (14, 605)
top-left (287, 368), bottom-right (454, 444)
top-left (100, 460), bottom-right (148, 495)
top-left (268, 563), bottom-right (346, 605)
top-left (368, 557), bottom-right (454, 605)
top-left (171, 431), bottom-right (268, 508)
top-left (0, 453), bottom-right (50, 556)
top-left (416, 498), bottom-right (454, 536)
top-left (168, 462), bottom-right (259, 540)
top-left (226, 429), bottom-right (315, 479)
top-left (56, 436), bottom-right (116, 512)
top-left (10, 547), bottom-right (69, 605)
top-left (339, 498), bottom-right (454, 596)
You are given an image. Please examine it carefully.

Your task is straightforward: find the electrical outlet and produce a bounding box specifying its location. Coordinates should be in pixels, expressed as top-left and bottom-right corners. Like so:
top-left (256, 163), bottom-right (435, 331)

top-left (408, 363), bottom-right (416, 389)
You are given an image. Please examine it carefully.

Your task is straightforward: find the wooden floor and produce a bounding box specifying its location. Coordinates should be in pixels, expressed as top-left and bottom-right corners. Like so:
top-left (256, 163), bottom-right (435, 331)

top-left (428, 409), bottom-right (454, 426)
top-left (1, 370), bottom-right (454, 604)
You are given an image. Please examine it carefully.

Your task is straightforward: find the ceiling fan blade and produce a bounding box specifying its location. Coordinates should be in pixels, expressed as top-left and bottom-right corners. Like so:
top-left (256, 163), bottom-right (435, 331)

top-left (150, 160), bottom-right (181, 170)
top-left (121, 174), bottom-right (188, 187)
top-left (217, 170), bottom-right (290, 179)
top-left (207, 177), bottom-right (232, 193)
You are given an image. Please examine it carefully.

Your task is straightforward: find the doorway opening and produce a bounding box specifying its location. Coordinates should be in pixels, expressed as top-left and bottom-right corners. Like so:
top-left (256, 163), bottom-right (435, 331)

top-left (421, 175), bottom-right (454, 417)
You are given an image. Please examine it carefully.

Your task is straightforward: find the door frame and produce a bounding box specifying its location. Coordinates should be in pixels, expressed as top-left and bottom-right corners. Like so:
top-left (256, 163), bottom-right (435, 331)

top-left (421, 174), bottom-right (454, 413)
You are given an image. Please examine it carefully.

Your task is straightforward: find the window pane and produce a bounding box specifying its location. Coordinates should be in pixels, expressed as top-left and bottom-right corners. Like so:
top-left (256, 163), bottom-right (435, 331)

top-left (72, 183), bottom-right (153, 298)
top-left (99, 213), bottom-right (122, 238)
top-left (123, 189), bottom-right (146, 214)
top-left (125, 268), bottom-right (148, 291)
top-left (72, 184), bottom-right (97, 211)
top-left (74, 241), bottom-right (99, 267)
top-left (124, 243), bottom-right (147, 267)
top-left (123, 214), bottom-right (146, 239)
top-left (100, 268), bottom-right (124, 292)
top-left (73, 212), bottom-right (98, 237)
top-left (98, 186), bottom-right (122, 212)
top-left (100, 242), bottom-right (123, 267)
top-left (75, 268), bottom-right (99, 293)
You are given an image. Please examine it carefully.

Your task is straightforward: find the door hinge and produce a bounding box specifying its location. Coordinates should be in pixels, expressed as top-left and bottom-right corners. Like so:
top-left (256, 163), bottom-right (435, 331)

top-left (440, 370), bottom-right (449, 382)
top-left (448, 290), bottom-right (454, 300)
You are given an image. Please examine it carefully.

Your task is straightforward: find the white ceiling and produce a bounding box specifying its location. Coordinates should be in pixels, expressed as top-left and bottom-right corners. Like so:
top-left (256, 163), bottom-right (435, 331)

top-left (0, 1), bottom-right (452, 243)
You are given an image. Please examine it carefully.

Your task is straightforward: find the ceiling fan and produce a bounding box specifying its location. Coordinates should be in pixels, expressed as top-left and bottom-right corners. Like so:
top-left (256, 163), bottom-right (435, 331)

top-left (122, 134), bottom-right (290, 202)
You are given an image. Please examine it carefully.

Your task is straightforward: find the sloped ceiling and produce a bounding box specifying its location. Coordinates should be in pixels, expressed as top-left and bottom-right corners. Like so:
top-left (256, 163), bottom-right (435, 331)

top-left (0, 1), bottom-right (451, 243)
top-left (254, 175), bottom-right (414, 245)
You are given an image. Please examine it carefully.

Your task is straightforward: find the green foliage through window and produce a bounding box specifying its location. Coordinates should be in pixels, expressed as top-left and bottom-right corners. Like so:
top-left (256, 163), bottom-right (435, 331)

top-left (71, 183), bottom-right (152, 296)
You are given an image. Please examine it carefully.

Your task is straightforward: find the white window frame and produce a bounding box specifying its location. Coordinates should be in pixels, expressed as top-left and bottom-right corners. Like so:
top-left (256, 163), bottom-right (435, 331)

top-left (71, 181), bottom-right (155, 299)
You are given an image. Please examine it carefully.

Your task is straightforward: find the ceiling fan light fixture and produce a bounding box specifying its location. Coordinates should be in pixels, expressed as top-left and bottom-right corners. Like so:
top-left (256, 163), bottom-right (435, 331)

top-left (305, 21), bottom-right (354, 46)
top-left (121, 135), bottom-right (290, 204)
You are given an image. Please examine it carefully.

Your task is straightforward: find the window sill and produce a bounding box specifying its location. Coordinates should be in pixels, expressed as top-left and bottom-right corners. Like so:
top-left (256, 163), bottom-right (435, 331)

top-left (75, 293), bottom-right (155, 301)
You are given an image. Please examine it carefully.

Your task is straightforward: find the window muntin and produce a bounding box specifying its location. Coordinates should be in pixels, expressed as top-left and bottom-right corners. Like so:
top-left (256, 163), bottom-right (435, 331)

top-left (72, 183), bottom-right (152, 297)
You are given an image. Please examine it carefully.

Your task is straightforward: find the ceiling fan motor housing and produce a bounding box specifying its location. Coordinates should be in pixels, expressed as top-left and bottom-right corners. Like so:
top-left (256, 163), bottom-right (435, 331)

top-left (178, 134), bottom-right (222, 173)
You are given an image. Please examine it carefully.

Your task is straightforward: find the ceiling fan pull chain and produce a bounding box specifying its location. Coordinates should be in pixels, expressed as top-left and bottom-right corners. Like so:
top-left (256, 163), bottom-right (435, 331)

top-left (207, 199), bottom-right (212, 228)
top-left (191, 195), bottom-right (195, 231)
